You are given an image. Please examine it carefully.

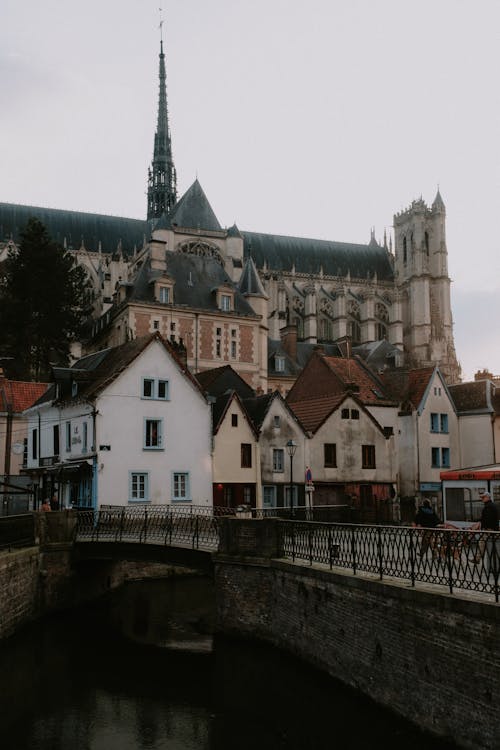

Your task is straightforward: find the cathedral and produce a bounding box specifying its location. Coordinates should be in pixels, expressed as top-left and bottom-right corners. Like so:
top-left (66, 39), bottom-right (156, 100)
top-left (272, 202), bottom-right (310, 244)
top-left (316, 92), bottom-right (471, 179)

top-left (0, 40), bottom-right (461, 390)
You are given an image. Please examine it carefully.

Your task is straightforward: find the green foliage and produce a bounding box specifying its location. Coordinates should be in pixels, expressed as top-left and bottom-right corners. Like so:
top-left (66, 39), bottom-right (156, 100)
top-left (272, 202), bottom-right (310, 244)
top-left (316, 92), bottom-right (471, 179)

top-left (0, 218), bottom-right (92, 380)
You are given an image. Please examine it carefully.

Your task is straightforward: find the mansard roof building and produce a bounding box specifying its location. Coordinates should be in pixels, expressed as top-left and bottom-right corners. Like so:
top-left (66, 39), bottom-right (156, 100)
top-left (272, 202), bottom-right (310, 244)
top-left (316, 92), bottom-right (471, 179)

top-left (0, 36), bottom-right (461, 389)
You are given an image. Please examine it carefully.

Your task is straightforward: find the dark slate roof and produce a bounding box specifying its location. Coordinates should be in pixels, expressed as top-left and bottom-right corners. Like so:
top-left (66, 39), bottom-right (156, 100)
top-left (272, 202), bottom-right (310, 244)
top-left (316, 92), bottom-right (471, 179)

top-left (352, 340), bottom-right (402, 372)
top-left (448, 380), bottom-right (494, 414)
top-left (267, 340), bottom-right (343, 377)
top-left (0, 202), bottom-right (148, 254)
top-left (130, 251), bottom-right (257, 316)
top-left (211, 391), bottom-right (233, 432)
top-left (241, 230), bottom-right (394, 280)
top-left (169, 179), bottom-right (222, 232)
top-left (242, 392), bottom-right (275, 431)
top-left (195, 365), bottom-right (255, 400)
top-left (238, 256), bottom-right (267, 297)
top-left (33, 334), bottom-right (203, 406)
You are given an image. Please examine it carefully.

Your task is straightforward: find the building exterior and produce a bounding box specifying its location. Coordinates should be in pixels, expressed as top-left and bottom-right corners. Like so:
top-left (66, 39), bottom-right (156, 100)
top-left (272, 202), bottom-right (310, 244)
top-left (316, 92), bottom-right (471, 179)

top-left (24, 334), bottom-right (212, 509)
top-left (448, 379), bottom-right (497, 468)
top-left (0, 38), bottom-right (461, 392)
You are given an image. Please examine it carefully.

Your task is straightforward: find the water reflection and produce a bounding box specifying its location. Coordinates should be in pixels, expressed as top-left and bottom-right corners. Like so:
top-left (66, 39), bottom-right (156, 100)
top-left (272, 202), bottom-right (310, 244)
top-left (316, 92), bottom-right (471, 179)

top-left (1, 575), bottom-right (457, 750)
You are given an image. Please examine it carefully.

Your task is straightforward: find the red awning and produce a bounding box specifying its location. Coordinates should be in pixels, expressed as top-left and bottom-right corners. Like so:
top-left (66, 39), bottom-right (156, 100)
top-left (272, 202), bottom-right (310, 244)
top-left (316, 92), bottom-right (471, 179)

top-left (440, 469), bottom-right (500, 481)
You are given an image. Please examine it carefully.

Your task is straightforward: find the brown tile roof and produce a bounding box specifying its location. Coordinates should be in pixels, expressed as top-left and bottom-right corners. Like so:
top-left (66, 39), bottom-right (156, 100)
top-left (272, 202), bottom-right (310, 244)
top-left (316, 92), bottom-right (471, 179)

top-left (287, 393), bottom-right (345, 433)
top-left (0, 379), bottom-right (49, 413)
top-left (407, 367), bottom-right (435, 409)
top-left (379, 366), bottom-right (436, 409)
top-left (321, 356), bottom-right (395, 405)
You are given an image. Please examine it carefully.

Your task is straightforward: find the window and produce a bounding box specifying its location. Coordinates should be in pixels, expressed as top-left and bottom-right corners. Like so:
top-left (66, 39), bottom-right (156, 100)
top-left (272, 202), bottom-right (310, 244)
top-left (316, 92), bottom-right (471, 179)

top-left (216, 339), bottom-right (221, 357)
top-left (216, 327), bottom-right (222, 336)
top-left (341, 408), bottom-right (350, 419)
top-left (351, 409), bottom-right (359, 420)
top-left (431, 412), bottom-right (448, 433)
top-left (129, 472), bottom-right (149, 502)
top-left (82, 422), bottom-right (88, 453)
top-left (32, 428), bottom-right (38, 460)
top-left (263, 486), bottom-right (276, 508)
top-left (231, 413), bottom-right (238, 427)
top-left (144, 418), bottom-right (163, 449)
top-left (142, 378), bottom-right (169, 400)
top-left (231, 340), bottom-right (237, 358)
top-left (430, 413), bottom-right (439, 432)
top-left (275, 355), bottom-right (285, 373)
top-left (241, 443), bottom-right (252, 468)
top-left (172, 472), bottom-right (190, 502)
top-left (362, 445), bottom-right (376, 469)
top-left (65, 421), bottom-right (71, 452)
top-left (440, 414), bottom-right (449, 433)
top-left (53, 425), bottom-right (60, 456)
top-left (243, 486), bottom-right (252, 504)
top-left (441, 447), bottom-right (450, 468)
top-left (153, 320), bottom-right (160, 330)
top-left (159, 286), bottom-right (170, 303)
top-left (273, 415), bottom-right (281, 429)
top-left (273, 448), bottom-right (284, 472)
top-left (221, 294), bottom-right (232, 311)
top-left (324, 443), bottom-right (337, 468)
top-left (431, 447), bottom-right (440, 468)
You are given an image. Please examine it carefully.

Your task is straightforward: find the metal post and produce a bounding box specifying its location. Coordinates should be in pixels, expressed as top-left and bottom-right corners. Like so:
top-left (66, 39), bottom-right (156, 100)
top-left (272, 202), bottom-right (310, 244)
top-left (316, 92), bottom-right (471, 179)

top-left (286, 440), bottom-right (297, 519)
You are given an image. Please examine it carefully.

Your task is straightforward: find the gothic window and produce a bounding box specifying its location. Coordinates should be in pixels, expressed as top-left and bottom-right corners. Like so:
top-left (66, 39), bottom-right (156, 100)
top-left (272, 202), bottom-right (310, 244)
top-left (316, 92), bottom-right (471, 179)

top-left (319, 317), bottom-right (332, 342)
top-left (375, 302), bottom-right (389, 340)
top-left (425, 231), bottom-right (430, 256)
top-left (294, 316), bottom-right (304, 339)
top-left (176, 240), bottom-right (224, 266)
top-left (403, 236), bottom-right (407, 264)
top-left (347, 301), bottom-right (361, 345)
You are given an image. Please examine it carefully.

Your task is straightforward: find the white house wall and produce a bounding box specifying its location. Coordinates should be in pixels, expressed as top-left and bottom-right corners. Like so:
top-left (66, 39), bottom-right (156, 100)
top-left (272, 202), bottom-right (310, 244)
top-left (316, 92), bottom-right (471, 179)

top-left (212, 400), bottom-right (258, 485)
top-left (95, 339), bottom-right (212, 507)
top-left (457, 414), bottom-right (495, 468)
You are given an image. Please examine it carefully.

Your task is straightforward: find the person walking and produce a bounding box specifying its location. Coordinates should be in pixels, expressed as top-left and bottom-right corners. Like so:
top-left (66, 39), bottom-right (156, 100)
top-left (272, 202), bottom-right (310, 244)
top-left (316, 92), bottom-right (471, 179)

top-left (473, 490), bottom-right (500, 575)
top-left (413, 499), bottom-right (440, 557)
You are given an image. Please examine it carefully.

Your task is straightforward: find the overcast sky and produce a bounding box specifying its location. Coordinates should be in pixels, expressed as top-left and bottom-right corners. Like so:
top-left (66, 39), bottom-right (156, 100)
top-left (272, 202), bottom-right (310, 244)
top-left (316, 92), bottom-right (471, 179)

top-left (1, 0), bottom-right (499, 381)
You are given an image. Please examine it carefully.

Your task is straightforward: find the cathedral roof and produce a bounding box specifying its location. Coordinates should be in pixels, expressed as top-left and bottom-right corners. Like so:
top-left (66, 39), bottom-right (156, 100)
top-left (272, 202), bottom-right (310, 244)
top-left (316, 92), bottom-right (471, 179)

top-left (238, 255), bottom-right (267, 297)
top-left (169, 179), bottom-right (222, 232)
top-left (0, 202), bottom-right (147, 255)
top-left (241, 231), bottom-right (394, 280)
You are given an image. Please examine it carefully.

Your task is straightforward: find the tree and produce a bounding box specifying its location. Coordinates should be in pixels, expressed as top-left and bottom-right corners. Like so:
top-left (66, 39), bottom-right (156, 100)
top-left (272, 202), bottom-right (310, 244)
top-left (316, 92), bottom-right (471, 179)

top-left (0, 218), bottom-right (92, 380)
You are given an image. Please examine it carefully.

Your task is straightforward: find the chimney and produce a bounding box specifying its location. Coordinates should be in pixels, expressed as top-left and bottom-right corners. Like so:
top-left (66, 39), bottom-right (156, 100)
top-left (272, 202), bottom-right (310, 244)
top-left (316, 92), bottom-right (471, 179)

top-left (280, 324), bottom-right (297, 361)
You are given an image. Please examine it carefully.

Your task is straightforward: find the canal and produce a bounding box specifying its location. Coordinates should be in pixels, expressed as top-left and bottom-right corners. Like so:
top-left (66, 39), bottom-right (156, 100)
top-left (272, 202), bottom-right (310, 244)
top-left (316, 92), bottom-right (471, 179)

top-left (1, 574), bottom-right (458, 749)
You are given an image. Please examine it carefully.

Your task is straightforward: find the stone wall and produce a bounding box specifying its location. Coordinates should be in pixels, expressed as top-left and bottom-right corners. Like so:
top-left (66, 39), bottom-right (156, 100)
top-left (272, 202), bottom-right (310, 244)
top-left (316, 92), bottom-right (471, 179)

top-left (0, 547), bottom-right (41, 639)
top-left (215, 519), bottom-right (500, 750)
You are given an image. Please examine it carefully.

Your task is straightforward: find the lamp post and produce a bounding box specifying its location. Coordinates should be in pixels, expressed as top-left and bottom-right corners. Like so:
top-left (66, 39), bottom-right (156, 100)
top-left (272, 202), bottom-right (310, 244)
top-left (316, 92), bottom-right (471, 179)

top-left (286, 439), bottom-right (297, 518)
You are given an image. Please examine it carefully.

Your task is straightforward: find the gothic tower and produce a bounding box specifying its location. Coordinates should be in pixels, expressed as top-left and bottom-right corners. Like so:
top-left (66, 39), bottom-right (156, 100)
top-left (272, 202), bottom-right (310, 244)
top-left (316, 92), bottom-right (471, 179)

top-left (147, 39), bottom-right (177, 221)
top-left (393, 191), bottom-right (461, 383)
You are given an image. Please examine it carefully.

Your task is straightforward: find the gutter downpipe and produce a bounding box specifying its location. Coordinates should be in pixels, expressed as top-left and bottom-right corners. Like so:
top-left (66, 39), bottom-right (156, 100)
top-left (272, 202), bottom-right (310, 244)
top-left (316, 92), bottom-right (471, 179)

top-left (91, 405), bottom-right (98, 510)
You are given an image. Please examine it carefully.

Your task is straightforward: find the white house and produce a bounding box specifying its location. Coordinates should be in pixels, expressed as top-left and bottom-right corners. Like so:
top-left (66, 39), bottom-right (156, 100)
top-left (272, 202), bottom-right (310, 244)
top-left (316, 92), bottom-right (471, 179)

top-left (24, 334), bottom-right (212, 509)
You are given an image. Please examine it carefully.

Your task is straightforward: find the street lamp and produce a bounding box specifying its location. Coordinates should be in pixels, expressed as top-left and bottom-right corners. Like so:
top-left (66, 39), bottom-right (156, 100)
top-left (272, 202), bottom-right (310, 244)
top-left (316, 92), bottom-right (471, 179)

top-left (286, 439), bottom-right (297, 518)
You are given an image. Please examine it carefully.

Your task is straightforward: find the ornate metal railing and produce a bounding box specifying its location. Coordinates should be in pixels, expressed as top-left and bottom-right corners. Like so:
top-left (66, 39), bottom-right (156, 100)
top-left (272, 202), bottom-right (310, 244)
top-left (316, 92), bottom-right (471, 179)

top-left (76, 506), bottom-right (221, 550)
top-left (278, 521), bottom-right (500, 602)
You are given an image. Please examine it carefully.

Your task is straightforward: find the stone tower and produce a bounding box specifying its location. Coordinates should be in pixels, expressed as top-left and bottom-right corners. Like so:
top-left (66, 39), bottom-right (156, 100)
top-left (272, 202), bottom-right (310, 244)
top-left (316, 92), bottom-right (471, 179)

top-left (146, 39), bottom-right (177, 221)
top-left (393, 191), bottom-right (460, 383)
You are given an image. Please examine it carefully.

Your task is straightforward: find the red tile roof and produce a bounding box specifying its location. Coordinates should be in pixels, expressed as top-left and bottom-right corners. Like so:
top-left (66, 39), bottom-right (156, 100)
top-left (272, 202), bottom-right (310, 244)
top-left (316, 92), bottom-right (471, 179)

top-left (321, 356), bottom-right (395, 405)
top-left (288, 393), bottom-right (345, 433)
top-left (0, 379), bottom-right (49, 413)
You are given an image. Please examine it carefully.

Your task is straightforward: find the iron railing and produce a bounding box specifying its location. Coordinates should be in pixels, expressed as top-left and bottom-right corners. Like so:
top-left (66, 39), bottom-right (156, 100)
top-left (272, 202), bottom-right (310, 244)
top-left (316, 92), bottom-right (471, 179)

top-left (76, 506), bottom-right (220, 550)
top-left (278, 521), bottom-right (500, 602)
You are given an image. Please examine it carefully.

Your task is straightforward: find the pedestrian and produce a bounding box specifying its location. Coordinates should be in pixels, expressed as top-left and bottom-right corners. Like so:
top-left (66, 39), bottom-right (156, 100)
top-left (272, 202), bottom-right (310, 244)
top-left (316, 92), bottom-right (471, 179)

top-left (472, 491), bottom-right (500, 575)
top-left (41, 498), bottom-right (51, 512)
top-left (50, 493), bottom-right (60, 511)
top-left (413, 499), bottom-right (440, 557)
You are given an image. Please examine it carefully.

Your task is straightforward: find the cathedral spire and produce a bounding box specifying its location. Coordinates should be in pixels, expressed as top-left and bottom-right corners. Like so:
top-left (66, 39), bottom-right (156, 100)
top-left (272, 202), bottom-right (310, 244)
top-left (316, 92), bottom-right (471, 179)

top-left (147, 36), bottom-right (178, 221)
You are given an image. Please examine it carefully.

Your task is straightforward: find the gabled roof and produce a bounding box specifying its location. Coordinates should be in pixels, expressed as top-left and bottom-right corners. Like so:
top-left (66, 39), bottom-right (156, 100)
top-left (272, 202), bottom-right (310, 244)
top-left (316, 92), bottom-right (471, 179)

top-left (287, 391), bottom-right (386, 436)
top-left (32, 333), bottom-right (204, 408)
top-left (448, 379), bottom-right (495, 414)
top-left (380, 366), bottom-right (453, 414)
top-left (195, 364), bottom-right (255, 400)
top-left (169, 179), bottom-right (222, 232)
top-left (0, 379), bottom-right (49, 413)
top-left (211, 389), bottom-right (259, 437)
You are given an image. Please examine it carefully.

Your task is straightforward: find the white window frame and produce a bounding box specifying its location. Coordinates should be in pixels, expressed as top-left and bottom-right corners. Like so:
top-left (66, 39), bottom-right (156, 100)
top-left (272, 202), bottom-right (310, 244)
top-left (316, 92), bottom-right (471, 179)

top-left (129, 471), bottom-right (149, 502)
top-left (142, 377), bottom-right (169, 401)
top-left (221, 294), bottom-right (232, 311)
top-left (144, 418), bottom-right (163, 450)
top-left (273, 448), bottom-right (284, 472)
top-left (159, 286), bottom-right (170, 304)
top-left (172, 471), bottom-right (191, 502)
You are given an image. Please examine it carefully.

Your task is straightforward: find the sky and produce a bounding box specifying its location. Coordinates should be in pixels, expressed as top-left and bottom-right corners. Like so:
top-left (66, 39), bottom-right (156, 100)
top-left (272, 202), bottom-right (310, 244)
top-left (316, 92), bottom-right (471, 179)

top-left (1, 0), bottom-right (499, 381)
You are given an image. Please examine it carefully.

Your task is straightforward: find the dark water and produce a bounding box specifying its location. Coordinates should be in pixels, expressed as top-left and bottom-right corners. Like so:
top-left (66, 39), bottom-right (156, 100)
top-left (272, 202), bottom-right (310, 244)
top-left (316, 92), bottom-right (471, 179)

top-left (1, 576), bottom-right (457, 750)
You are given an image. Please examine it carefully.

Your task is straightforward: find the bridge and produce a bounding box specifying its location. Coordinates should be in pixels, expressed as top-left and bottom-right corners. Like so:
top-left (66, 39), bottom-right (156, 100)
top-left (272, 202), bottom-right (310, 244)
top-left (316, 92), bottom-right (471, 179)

top-left (69, 505), bottom-right (500, 602)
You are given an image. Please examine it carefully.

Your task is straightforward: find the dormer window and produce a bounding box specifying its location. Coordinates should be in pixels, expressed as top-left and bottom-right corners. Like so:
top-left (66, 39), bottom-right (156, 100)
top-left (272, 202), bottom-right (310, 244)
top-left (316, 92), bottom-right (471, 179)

top-left (275, 356), bottom-right (285, 373)
top-left (221, 294), bottom-right (232, 311)
top-left (159, 286), bottom-right (170, 304)
top-left (215, 285), bottom-right (234, 312)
